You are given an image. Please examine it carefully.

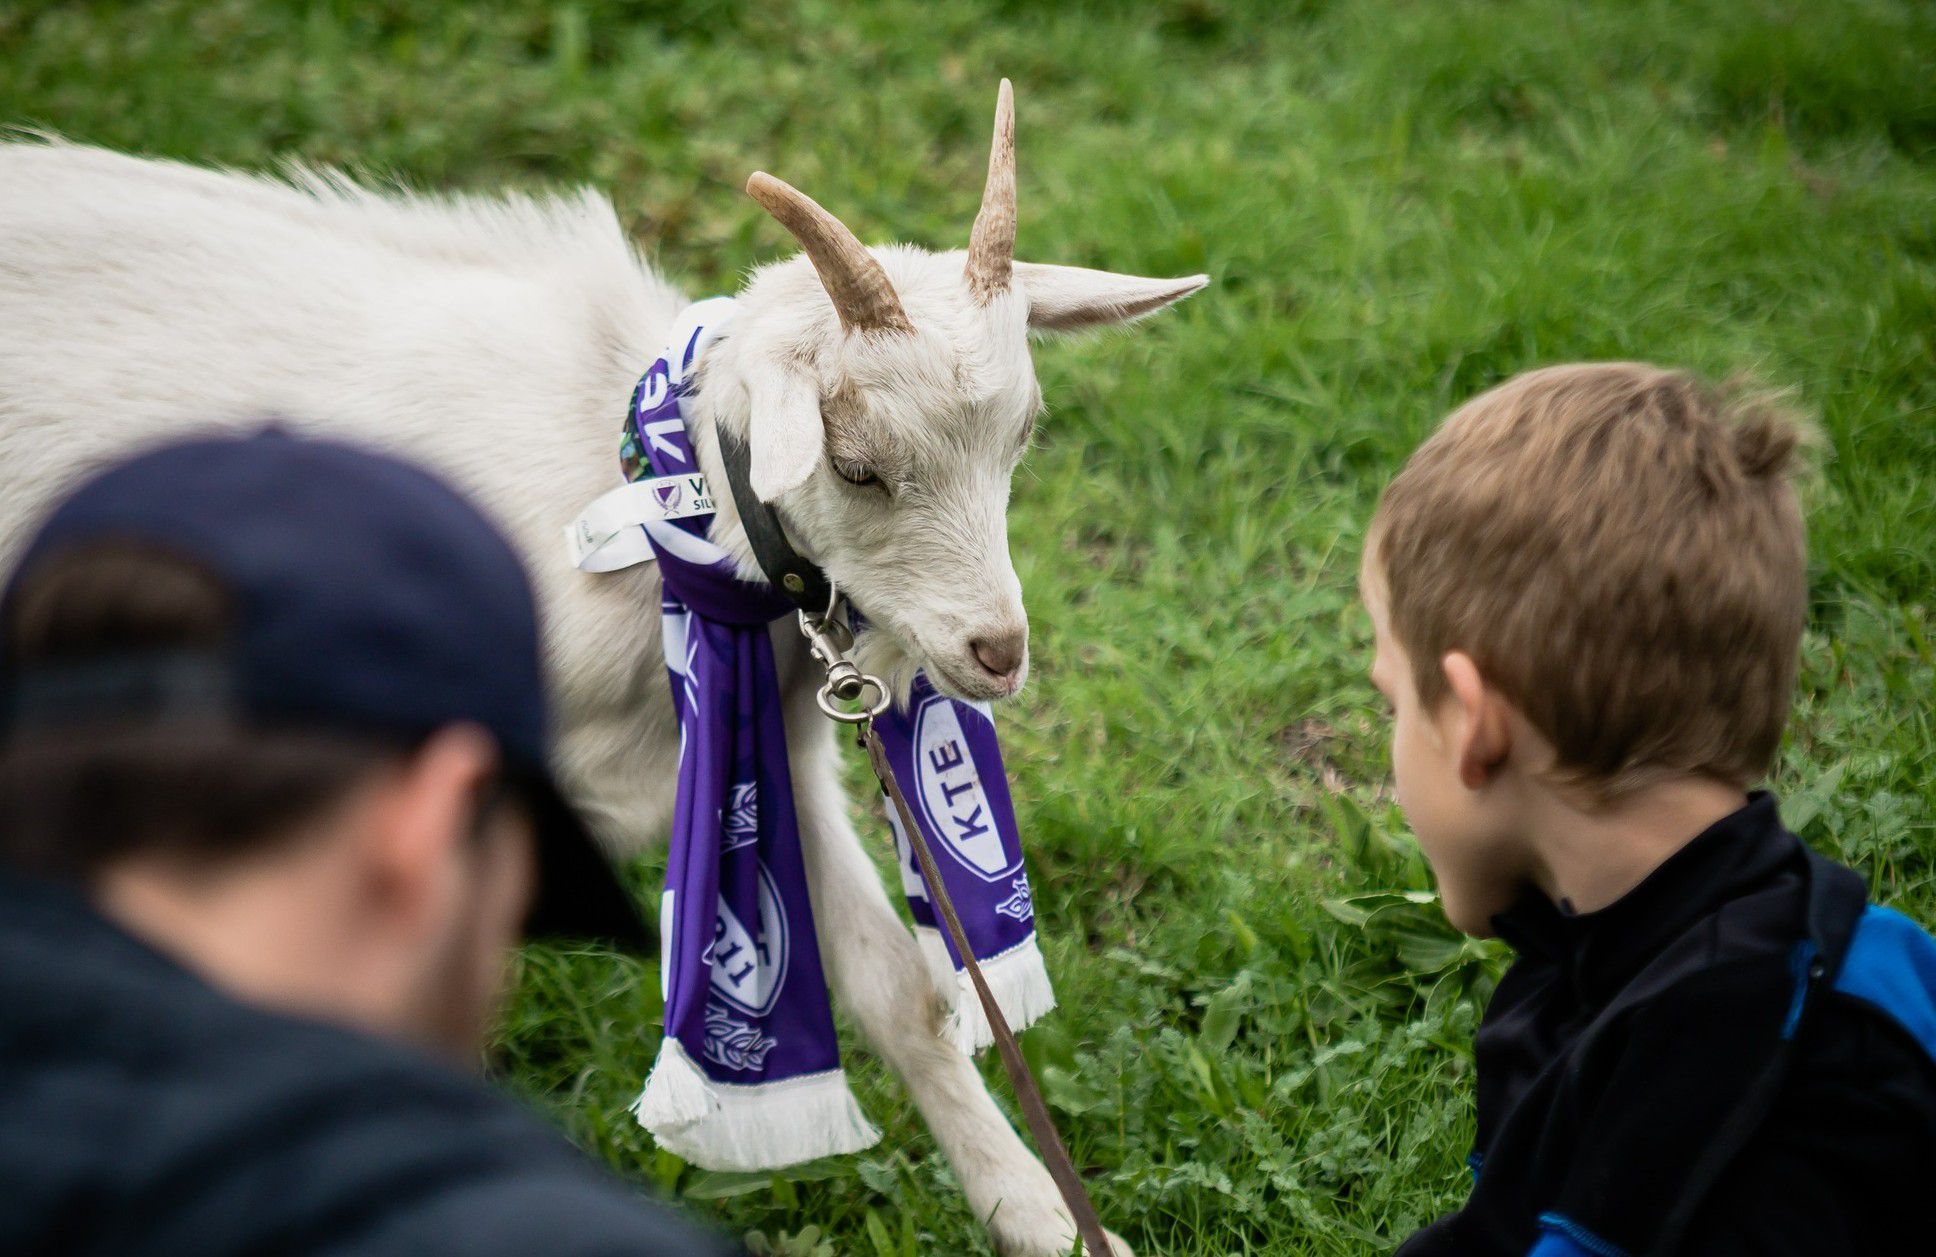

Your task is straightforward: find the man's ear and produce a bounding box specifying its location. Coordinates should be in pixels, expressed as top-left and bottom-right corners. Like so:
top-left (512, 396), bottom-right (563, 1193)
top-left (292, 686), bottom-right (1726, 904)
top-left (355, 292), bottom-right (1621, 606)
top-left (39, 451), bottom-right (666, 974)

top-left (1441, 651), bottom-right (1512, 790)
top-left (361, 726), bottom-right (499, 930)
top-left (1013, 261), bottom-right (1208, 333)
top-left (744, 362), bottom-right (823, 501)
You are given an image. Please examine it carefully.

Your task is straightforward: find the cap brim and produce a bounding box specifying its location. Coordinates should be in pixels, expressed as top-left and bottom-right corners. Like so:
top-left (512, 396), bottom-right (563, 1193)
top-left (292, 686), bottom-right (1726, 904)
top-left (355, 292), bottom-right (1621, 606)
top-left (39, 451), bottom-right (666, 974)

top-left (519, 772), bottom-right (653, 954)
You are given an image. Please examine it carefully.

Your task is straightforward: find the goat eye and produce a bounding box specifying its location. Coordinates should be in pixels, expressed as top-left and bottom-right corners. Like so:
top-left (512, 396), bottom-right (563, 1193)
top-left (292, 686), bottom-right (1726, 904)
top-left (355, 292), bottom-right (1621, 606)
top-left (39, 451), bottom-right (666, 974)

top-left (832, 458), bottom-right (882, 489)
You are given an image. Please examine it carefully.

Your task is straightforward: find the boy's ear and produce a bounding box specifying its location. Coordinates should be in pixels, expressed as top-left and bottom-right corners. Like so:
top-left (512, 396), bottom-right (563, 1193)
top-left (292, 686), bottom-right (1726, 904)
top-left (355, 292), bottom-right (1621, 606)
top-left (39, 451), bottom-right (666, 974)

top-left (1441, 652), bottom-right (1512, 789)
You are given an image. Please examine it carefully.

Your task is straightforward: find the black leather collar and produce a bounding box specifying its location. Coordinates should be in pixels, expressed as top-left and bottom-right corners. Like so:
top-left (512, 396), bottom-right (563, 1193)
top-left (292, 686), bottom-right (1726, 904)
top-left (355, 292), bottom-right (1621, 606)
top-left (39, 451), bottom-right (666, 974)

top-left (715, 425), bottom-right (833, 615)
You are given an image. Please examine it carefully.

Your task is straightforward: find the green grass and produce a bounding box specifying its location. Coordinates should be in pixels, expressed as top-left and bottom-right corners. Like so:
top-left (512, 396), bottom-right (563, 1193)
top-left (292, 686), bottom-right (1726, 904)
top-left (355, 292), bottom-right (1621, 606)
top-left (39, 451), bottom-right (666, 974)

top-left (6, 1), bottom-right (1933, 1251)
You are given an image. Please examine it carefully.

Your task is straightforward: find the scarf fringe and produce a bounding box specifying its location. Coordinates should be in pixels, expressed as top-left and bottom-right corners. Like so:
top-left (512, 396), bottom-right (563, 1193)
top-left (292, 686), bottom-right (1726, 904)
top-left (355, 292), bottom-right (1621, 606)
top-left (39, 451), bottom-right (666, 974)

top-left (632, 1038), bottom-right (881, 1171)
top-left (915, 926), bottom-right (1058, 1055)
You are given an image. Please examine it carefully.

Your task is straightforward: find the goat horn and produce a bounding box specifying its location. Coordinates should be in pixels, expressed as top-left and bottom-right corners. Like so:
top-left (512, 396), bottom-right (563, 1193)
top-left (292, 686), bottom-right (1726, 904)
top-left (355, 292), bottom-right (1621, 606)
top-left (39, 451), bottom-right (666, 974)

top-left (745, 172), bottom-right (912, 335)
top-left (964, 78), bottom-right (1016, 302)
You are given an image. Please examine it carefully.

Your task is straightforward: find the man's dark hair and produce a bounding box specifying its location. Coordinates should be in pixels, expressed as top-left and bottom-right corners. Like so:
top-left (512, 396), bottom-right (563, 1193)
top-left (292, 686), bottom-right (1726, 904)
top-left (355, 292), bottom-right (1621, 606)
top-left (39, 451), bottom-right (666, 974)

top-left (0, 542), bottom-right (406, 879)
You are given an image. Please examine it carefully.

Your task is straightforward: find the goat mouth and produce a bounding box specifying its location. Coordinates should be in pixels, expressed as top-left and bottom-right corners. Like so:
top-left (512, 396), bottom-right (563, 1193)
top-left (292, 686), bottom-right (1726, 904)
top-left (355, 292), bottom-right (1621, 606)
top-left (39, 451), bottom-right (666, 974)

top-left (923, 652), bottom-right (1025, 703)
top-left (862, 624), bottom-right (1024, 704)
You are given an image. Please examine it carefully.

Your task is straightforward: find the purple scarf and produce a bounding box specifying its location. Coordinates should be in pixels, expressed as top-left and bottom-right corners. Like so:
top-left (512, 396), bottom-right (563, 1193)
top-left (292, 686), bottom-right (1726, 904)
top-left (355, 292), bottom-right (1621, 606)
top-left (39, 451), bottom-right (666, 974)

top-left (601, 300), bottom-right (1053, 1171)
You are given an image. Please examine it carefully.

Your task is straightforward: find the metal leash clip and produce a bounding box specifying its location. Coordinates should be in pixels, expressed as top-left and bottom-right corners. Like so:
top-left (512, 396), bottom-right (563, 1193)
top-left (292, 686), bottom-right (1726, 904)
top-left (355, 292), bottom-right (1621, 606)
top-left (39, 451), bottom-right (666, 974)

top-left (798, 586), bottom-right (890, 725)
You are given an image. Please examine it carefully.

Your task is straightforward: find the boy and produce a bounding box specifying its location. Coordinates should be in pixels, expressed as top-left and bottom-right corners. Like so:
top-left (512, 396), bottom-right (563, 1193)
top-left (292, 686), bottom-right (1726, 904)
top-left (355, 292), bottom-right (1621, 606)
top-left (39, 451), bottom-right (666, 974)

top-left (1365, 364), bottom-right (1936, 1255)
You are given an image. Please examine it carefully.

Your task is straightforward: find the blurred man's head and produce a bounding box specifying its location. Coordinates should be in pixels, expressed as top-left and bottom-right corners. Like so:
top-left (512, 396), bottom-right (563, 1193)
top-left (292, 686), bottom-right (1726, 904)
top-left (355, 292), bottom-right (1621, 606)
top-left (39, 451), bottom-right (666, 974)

top-left (0, 432), bottom-right (644, 1063)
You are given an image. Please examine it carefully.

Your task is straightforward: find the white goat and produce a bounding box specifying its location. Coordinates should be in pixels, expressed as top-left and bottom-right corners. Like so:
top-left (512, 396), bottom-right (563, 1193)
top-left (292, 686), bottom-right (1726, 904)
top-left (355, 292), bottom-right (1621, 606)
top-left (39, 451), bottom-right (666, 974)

top-left (0, 84), bottom-right (1203, 1256)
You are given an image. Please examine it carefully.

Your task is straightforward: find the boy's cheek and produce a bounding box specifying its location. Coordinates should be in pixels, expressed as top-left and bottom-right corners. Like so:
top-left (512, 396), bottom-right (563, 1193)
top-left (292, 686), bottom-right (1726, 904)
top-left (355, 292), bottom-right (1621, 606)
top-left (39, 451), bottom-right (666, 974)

top-left (1390, 713), bottom-right (1451, 832)
top-left (1391, 720), bottom-right (1506, 935)
top-left (1434, 849), bottom-right (1523, 937)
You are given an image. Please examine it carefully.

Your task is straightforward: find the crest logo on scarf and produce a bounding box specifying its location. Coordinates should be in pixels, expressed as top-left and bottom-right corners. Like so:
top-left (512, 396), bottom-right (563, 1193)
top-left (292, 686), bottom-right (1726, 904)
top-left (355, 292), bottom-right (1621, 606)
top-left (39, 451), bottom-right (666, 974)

top-left (709, 864), bottom-right (790, 1018)
top-left (995, 874), bottom-right (1033, 921)
top-left (703, 1005), bottom-right (776, 1071)
top-left (914, 697), bottom-right (1019, 882)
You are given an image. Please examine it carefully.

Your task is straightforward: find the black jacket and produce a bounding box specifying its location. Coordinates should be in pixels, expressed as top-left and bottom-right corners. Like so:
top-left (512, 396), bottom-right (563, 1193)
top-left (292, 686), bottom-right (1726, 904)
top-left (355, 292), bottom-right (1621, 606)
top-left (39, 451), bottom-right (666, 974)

top-left (0, 871), bottom-right (740, 1257)
top-left (1399, 794), bottom-right (1936, 1256)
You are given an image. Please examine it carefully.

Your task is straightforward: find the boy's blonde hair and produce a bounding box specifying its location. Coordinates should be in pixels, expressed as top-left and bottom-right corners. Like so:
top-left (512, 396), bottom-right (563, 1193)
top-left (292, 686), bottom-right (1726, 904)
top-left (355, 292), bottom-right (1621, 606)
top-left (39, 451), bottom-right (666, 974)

top-left (1368, 362), bottom-right (1809, 799)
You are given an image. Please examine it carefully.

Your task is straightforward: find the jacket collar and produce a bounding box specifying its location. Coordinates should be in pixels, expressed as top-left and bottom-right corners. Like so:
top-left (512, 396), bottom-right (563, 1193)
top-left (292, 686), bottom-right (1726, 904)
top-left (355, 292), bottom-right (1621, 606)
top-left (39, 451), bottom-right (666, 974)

top-left (0, 865), bottom-right (196, 982)
top-left (1491, 792), bottom-right (1802, 1003)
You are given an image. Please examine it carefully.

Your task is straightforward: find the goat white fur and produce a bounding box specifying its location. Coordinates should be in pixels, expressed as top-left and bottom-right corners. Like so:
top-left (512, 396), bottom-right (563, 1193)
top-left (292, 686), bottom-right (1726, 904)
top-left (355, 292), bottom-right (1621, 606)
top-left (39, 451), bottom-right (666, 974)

top-left (0, 90), bottom-right (1203, 1256)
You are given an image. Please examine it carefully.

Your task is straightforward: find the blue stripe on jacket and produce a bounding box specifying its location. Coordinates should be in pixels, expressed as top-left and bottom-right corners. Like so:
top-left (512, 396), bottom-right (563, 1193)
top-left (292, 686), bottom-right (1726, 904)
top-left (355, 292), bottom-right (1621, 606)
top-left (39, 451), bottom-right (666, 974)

top-left (1832, 906), bottom-right (1936, 1063)
top-left (1530, 1213), bottom-right (1628, 1257)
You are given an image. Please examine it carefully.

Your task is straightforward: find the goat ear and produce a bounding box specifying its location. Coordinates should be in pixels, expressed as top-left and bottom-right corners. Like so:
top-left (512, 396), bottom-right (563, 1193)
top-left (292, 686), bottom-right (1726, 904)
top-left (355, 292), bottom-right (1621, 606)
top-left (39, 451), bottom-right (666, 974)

top-left (744, 365), bottom-right (823, 501)
top-left (1014, 262), bottom-right (1208, 333)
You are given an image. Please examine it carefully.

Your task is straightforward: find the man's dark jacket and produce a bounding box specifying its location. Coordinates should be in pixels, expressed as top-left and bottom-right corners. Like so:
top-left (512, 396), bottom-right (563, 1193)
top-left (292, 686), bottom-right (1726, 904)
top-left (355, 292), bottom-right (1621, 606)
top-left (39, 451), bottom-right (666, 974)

top-left (1400, 794), bottom-right (1936, 1256)
top-left (0, 870), bottom-right (740, 1257)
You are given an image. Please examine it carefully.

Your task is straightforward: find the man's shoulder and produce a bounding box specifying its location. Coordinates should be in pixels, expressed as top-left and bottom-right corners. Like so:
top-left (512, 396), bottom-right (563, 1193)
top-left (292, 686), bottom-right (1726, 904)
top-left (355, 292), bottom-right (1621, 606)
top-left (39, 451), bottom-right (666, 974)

top-left (136, 1007), bottom-right (740, 1256)
top-left (0, 884), bottom-right (734, 1256)
top-left (333, 1162), bottom-right (743, 1257)
top-left (0, 879), bottom-right (503, 1134)
top-left (96, 1045), bottom-right (737, 1256)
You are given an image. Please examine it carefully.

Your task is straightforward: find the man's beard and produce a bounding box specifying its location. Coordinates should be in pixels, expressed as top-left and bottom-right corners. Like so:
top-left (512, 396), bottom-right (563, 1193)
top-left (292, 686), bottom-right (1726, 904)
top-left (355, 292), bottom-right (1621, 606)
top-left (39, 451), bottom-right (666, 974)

top-left (411, 844), bottom-right (524, 1068)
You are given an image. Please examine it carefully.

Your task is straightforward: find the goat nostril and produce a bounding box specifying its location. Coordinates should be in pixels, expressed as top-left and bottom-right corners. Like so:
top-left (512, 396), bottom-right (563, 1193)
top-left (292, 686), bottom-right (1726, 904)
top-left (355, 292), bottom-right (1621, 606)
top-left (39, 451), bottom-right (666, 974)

top-left (970, 633), bottom-right (1026, 679)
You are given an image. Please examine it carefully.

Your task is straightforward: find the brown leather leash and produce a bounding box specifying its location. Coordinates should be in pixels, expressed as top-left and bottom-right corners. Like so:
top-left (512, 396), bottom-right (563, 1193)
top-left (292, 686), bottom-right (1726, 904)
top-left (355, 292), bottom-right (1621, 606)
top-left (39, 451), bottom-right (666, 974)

top-left (798, 609), bottom-right (1116, 1257)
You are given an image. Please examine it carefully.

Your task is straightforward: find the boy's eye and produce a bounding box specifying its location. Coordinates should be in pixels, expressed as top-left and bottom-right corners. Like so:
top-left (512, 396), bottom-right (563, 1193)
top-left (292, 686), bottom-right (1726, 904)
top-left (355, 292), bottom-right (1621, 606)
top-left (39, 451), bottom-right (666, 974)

top-left (832, 458), bottom-right (884, 490)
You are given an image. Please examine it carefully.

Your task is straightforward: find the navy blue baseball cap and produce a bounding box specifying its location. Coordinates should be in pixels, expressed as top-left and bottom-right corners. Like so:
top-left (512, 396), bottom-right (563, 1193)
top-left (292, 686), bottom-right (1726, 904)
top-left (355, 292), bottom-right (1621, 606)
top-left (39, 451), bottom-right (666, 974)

top-left (0, 428), bottom-right (648, 952)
